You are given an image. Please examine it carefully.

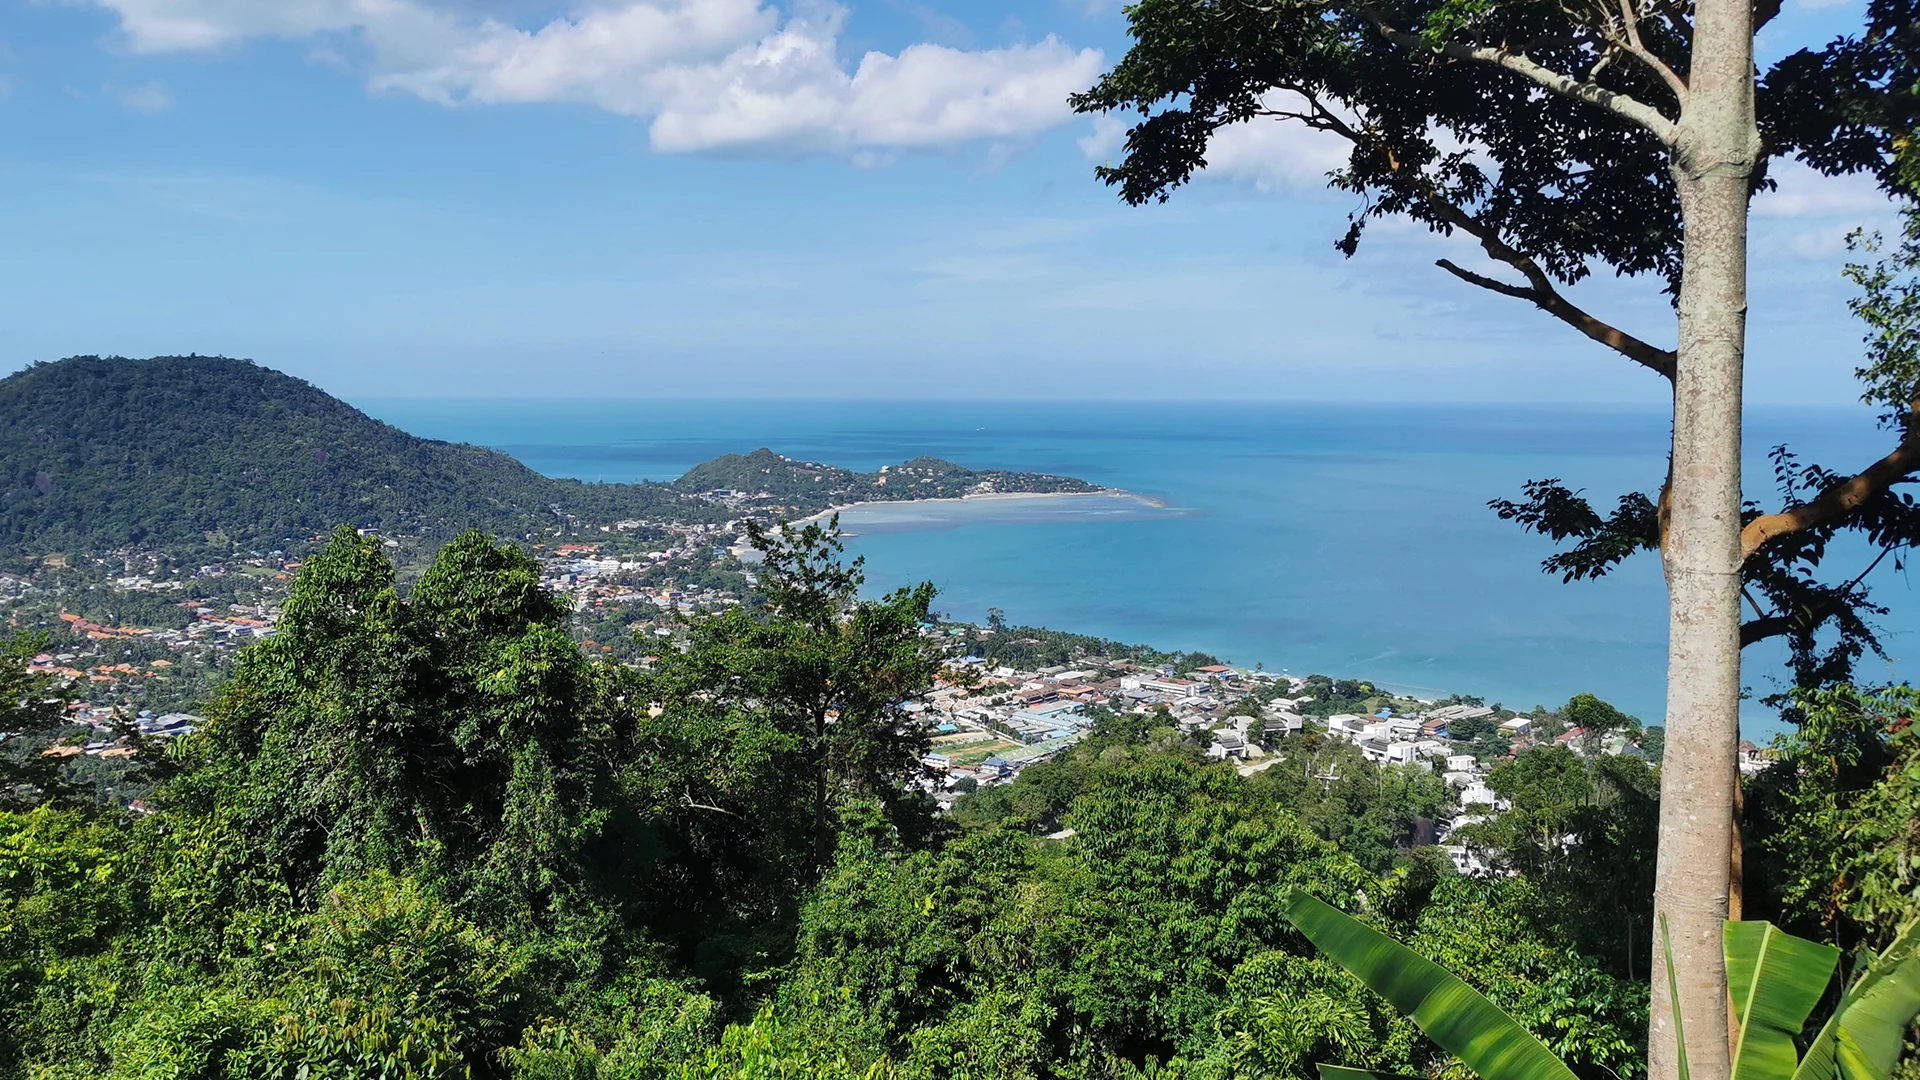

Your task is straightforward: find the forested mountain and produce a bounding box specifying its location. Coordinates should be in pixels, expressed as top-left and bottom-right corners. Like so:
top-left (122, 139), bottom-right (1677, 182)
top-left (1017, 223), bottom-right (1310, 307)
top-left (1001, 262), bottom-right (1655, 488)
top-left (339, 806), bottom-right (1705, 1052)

top-left (0, 356), bottom-right (703, 557)
top-left (0, 357), bottom-right (1093, 561)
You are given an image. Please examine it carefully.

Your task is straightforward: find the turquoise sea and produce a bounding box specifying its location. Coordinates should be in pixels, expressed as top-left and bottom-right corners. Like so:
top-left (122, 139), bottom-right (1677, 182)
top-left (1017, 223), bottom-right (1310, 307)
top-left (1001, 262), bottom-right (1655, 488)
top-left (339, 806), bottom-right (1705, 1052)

top-left (358, 399), bottom-right (1918, 734)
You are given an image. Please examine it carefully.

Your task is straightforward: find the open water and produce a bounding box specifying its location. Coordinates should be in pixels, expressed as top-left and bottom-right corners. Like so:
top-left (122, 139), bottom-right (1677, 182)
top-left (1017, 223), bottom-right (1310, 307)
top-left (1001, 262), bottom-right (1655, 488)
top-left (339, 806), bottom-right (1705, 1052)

top-left (358, 398), bottom-right (1920, 735)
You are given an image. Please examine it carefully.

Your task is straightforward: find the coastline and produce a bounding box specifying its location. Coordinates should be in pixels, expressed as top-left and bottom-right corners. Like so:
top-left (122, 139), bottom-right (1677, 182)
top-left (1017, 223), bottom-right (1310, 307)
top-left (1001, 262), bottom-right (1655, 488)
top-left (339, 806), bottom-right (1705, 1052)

top-left (790, 489), bottom-right (1167, 529)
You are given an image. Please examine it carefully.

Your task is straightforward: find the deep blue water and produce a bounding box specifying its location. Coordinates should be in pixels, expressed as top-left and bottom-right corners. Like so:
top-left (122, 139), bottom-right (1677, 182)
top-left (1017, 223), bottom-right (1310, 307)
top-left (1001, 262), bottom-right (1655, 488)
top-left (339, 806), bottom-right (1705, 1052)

top-left (356, 398), bottom-right (1920, 735)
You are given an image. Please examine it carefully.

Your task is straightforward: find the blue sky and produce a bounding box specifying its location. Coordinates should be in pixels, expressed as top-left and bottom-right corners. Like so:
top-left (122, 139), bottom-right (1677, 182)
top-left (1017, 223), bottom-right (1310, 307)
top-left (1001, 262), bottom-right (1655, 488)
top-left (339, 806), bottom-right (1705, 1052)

top-left (0, 0), bottom-right (1895, 401)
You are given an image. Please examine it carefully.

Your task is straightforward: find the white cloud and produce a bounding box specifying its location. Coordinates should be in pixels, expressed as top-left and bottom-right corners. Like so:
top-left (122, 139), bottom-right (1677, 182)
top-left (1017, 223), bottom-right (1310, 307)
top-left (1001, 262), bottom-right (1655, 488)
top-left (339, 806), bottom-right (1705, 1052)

top-left (650, 23), bottom-right (1104, 154)
top-left (372, 0), bottom-right (777, 113)
top-left (1755, 158), bottom-right (1892, 218)
top-left (117, 80), bottom-right (172, 110)
top-left (1751, 159), bottom-right (1901, 262)
top-left (78, 0), bottom-right (380, 52)
top-left (1202, 108), bottom-right (1351, 192)
top-left (1785, 224), bottom-right (1860, 258)
top-left (1077, 113), bottom-right (1124, 161)
top-left (75, 0), bottom-right (1103, 158)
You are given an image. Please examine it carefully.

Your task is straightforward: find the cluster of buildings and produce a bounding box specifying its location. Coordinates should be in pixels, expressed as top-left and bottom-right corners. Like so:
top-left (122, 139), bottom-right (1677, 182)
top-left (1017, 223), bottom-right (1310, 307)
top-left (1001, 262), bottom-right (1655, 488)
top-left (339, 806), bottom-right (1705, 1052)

top-left (901, 654), bottom-right (1676, 882)
top-left (29, 651), bottom-right (177, 687)
top-left (543, 526), bottom-right (721, 578)
top-left (181, 604), bottom-right (277, 645)
top-left (910, 659), bottom-right (1624, 802)
top-left (39, 601), bottom-right (279, 661)
top-left (33, 705), bottom-right (202, 764)
top-left (536, 528), bottom-right (741, 622)
top-left (912, 660), bottom-right (1314, 800)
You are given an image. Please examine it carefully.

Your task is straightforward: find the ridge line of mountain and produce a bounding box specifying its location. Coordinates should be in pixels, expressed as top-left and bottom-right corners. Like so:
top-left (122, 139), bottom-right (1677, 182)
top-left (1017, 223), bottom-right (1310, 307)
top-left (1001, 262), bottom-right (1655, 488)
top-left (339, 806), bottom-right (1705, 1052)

top-left (0, 355), bottom-right (1101, 562)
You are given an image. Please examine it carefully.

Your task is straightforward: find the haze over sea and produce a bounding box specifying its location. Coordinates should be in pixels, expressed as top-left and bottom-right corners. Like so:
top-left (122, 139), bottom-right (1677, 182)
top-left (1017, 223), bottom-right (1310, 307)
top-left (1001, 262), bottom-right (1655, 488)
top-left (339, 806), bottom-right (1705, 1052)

top-left (363, 398), bottom-right (1919, 736)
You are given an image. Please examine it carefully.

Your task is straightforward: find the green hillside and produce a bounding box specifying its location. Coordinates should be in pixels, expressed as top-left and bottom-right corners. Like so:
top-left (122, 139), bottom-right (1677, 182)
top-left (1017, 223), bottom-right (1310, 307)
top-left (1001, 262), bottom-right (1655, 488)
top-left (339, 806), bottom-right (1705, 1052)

top-left (0, 355), bottom-right (709, 557)
top-left (0, 356), bottom-right (1097, 559)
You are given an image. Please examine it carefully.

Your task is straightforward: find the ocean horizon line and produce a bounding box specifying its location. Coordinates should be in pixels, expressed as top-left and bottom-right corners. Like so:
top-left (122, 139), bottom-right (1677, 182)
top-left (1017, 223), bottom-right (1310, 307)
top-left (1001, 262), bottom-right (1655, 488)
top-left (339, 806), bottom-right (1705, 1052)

top-left (351, 394), bottom-right (1878, 413)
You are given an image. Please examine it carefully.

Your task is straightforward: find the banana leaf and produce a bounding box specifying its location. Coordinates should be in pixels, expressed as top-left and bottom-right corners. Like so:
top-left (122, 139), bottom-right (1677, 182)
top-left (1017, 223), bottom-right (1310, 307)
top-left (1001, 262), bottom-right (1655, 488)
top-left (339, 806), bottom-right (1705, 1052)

top-left (1663, 914), bottom-right (1691, 1080)
top-left (1282, 889), bottom-right (1580, 1080)
top-left (1794, 918), bottom-right (1920, 1080)
top-left (1724, 921), bottom-right (1840, 1080)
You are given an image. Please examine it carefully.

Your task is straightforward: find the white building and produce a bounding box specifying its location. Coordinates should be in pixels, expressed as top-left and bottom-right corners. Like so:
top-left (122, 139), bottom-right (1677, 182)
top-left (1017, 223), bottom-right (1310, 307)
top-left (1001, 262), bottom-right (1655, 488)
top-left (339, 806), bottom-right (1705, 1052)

top-left (1264, 710), bottom-right (1306, 740)
top-left (1325, 715), bottom-right (1369, 741)
top-left (1459, 781), bottom-right (1508, 810)
top-left (1208, 732), bottom-right (1249, 760)
top-left (1140, 677), bottom-right (1203, 698)
top-left (1443, 844), bottom-right (1494, 875)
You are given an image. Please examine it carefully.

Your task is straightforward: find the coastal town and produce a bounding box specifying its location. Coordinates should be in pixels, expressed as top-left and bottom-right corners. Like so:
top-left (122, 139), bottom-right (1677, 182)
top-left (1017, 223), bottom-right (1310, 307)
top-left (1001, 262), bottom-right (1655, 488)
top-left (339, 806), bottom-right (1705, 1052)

top-left (7, 515), bottom-right (748, 709)
top-left (895, 645), bottom-right (1742, 873)
top-left (6, 501), bottom-right (1742, 871)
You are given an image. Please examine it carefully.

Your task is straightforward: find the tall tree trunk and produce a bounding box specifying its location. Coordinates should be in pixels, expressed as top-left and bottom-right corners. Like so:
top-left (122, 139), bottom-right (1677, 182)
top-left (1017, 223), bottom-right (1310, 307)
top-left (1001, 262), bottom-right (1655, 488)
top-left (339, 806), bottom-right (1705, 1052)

top-left (1649, 0), bottom-right (1759, 1074)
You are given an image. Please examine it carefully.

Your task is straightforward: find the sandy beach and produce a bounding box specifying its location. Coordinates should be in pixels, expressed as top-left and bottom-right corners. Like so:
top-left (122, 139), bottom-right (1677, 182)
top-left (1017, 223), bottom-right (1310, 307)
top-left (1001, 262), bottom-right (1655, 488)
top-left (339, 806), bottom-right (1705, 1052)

top-left (791, 488), bottom-right (1166, 529)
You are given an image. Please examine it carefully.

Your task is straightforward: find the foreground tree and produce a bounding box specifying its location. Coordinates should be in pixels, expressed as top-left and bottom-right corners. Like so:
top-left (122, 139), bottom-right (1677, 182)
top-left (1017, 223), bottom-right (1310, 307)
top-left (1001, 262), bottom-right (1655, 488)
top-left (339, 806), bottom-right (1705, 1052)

top-left (1456, 745), bottom-right (1661, 976)
top-left (1746, 684), bottom-right (1920, 952)
top-left (175, 527), bottom-right (652, 926)
top-left (0, 633), bottom-right (77, 812)
top-left (0, 529), bottom-right (1693, 1076)
top-left (637, 517), bottom-right (944, 970)
top-left (1074, 0), bottom-right (1911, 1070)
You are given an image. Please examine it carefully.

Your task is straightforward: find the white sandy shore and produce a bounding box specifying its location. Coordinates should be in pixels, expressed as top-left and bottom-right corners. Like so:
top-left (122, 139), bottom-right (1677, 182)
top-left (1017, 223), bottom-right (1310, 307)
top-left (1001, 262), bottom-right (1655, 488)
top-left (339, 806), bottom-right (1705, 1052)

top-left (790, 488), bottom-right (1166, 529)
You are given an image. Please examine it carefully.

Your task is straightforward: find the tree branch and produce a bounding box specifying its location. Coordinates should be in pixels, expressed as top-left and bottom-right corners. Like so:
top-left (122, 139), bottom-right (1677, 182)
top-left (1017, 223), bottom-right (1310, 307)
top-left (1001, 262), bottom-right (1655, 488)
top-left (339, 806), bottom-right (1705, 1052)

top-left (1606, 0), bottom-right (1691, 103)
top-left (1435, 257), bottom-right (1678, 379)
top-left (1421, 184), bottom-right (1676, 379)
top-left (1739, 592), bottom-right (1837, 647)
top-left (679, 796), bottom-right (749, 821)
top-left (1844, 542), bottom-right (1898, 594)
top-left (1740, 613), bottom-right (1799, 647)
top-left (1436, 259), bottom-right (1536, 300)
top-left (1250, 86), bottom-right (1678, 394)
top-left (1739, 545), bottom-right (1894, 646)
top-left (1279, 84), bottom-right (1681, 381)
top-left (1741, 423), bottom-right (1920, 559)
top-left (1355, 10), bottom-right (1680, 144)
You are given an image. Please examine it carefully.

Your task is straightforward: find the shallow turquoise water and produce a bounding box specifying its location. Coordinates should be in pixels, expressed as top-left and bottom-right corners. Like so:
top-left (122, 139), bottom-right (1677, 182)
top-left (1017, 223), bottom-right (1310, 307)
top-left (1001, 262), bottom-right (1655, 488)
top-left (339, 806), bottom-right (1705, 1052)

top-left (357, 398), bottom-right (1916, 734)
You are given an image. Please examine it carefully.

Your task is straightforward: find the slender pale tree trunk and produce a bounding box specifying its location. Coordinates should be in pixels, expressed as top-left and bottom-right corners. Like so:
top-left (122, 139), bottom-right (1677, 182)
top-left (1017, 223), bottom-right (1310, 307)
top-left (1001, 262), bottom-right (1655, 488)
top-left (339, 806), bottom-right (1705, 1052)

top-left (1648, 0), bottom-right (1759, 1074)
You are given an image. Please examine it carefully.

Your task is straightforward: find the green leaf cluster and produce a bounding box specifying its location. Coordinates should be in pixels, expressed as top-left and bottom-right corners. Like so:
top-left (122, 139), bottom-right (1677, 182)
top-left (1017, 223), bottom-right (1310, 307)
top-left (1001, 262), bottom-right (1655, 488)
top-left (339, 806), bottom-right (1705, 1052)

top-left (1749, 685), bottom-right (1920, 953)
top-left (0, 522), bottom-right (954, 1077)
top-left (2, 522), bottom-right (1908, 1080)
top-left (753, 752), bottom-right (1646, 1080)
